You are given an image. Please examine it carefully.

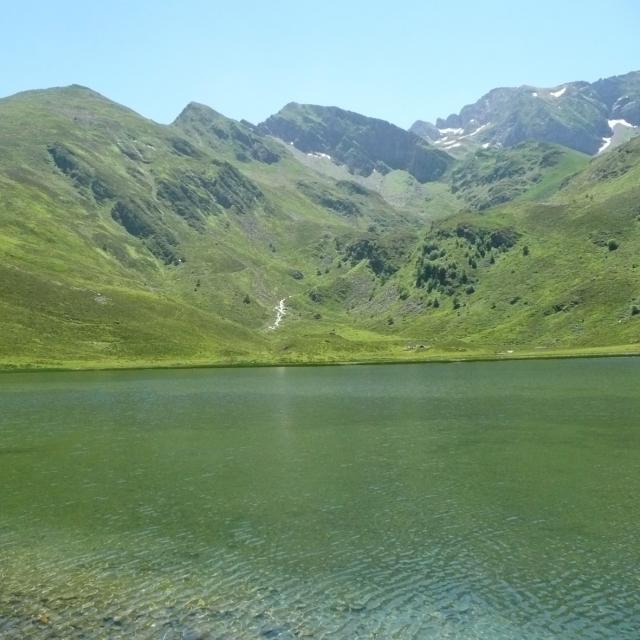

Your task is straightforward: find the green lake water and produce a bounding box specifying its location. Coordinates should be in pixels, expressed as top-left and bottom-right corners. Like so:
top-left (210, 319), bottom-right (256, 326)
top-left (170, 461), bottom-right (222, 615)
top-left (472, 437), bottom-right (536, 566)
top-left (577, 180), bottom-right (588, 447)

top-left (1, 358), bottom-right (639, 638)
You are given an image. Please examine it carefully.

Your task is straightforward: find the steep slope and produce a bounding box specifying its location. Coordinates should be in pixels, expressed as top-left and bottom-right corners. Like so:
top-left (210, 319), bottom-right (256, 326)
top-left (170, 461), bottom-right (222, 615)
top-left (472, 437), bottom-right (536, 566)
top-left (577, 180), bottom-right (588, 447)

top-left (258, 103), bottom-right (453, 182)
top-left (0, 86), bottom-right (422, 367)
top-left (592, 70), bottom-right (640, 121)
top-left (411, 70), bottom-right (640, 156)
top-left (172, 101), bottom-right (282, 164)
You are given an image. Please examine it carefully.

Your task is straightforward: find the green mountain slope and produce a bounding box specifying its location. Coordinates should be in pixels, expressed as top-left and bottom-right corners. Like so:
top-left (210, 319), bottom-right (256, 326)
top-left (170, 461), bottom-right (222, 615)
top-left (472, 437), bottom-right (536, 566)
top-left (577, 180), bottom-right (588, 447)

top-left (0, 85), bottom-right (639, 368)
top-left (0, 86), bottom-right (424, 367)
top-left (370, 137), bottom-right (640, 355)
top-left (449, 142), bottom-right (589, 211)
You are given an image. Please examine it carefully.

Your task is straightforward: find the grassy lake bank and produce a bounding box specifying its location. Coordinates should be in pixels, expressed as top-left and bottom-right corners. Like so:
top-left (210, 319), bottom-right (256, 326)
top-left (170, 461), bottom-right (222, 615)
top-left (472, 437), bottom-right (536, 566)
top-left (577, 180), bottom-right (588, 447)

top-left (1, 342), bottom-right (639, 373)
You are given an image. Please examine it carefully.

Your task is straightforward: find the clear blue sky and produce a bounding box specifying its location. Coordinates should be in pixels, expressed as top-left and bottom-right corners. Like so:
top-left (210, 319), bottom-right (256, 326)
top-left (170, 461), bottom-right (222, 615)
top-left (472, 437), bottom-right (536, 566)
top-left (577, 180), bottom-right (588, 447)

top-left (3, 0), bottom-right (639, 128)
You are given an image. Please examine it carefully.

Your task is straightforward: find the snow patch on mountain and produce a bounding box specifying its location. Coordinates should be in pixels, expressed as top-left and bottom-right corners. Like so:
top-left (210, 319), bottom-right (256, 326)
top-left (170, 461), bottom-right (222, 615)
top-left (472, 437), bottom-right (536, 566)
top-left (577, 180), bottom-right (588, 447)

top-left (550, 87), bottom-right (567, 98)
top-left (434, 123), bottom-right (492, 149)
top-left (608, 119), bottom-right (636, 130)
top-left (597, 120), bottom-right (638, 154)
top-left (465, 123), bottom-right (491, 137)
top-left (598, 137), bottom-right (612, 154)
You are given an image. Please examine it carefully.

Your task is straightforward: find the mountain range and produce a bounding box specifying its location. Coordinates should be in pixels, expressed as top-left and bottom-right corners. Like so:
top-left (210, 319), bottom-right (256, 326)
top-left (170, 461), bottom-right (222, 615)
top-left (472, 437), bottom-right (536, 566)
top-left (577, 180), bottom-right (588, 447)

top-left (0, 70), bottom-right (639, 369)
top-left (411, 70), bottom-right (640, 156)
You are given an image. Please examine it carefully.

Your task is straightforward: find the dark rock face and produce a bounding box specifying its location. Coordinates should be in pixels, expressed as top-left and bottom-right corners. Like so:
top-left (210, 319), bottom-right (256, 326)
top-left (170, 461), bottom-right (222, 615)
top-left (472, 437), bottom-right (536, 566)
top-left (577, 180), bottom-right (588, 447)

top-left (611, 97), bottom-right (640, 124)
top-left (110, 200), bottom-right (182, 265)
top-left (208, 162), bottom-right (264, 213)
top-left (591, 70), bottom-right (640, 119)
top-left (157, 178), bottom-right (208, 230)
top-left (156, 165), bottom-right (265, 229)
top-left (169, 137), bottom-right (201, 158)
top-left (48, 144), bottom-right (115, 202)
top-left (259, 103), bottom-right (452, 183)
top-left (409, 120), bottom-right (441, 141)
top-left (436, 113), bottom-right (462, 130)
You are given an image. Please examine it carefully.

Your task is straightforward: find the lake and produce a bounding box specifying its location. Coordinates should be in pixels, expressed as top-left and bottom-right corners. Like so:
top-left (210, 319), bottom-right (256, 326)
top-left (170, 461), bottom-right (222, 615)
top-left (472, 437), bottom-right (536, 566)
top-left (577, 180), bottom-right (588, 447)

top-left (1, 358), bottom-right (639, 638)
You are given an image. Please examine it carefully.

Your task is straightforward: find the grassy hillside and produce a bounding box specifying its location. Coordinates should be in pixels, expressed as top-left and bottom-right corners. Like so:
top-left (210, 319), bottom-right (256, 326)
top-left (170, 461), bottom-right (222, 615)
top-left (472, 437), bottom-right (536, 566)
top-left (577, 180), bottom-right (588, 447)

top-left (355, 137), bottom-right (640, 356)
top-left (0, 86), bottom-right (638, 369)
top-left (0, 86), bottom-right (424, 368)
top-left (450, 142), bottom-right (589, 210)
top-left (256, 140), bottom-right (640, 363)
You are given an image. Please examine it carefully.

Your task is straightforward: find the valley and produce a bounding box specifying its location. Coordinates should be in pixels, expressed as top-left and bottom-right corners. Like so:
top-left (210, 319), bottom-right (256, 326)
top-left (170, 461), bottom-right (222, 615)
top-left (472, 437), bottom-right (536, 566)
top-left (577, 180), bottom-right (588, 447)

top-left (0, 71), bottom-right (639, 370)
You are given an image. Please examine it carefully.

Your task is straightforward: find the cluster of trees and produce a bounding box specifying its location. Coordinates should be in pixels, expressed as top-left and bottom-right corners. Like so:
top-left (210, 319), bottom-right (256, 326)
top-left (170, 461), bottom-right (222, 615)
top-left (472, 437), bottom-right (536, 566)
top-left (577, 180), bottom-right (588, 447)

top-left (415, 223), bottom-right (521, 309)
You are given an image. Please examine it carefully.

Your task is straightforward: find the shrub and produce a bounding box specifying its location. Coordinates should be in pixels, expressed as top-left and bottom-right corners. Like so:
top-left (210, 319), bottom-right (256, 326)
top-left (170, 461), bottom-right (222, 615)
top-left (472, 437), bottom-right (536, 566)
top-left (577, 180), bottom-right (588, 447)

top-left (608, 239), bottom-right (619, 251)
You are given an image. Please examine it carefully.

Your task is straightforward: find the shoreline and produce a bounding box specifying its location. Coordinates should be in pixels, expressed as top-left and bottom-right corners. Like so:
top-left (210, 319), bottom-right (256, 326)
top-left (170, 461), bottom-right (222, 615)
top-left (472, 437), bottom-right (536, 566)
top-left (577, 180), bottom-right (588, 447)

top-left (1, 346), bottom-right (639, 374)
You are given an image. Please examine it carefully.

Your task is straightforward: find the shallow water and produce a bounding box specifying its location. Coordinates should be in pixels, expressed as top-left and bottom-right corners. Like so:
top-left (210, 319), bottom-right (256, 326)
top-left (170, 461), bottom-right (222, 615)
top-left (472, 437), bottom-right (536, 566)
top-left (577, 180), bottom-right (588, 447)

top-left (1, 358), bottom-right (639, 638)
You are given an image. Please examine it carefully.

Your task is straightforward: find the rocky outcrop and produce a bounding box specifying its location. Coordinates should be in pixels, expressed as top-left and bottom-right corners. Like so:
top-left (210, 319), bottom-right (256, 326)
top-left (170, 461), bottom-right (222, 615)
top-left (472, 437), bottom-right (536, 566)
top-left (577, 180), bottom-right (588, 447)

top-left (259, 103), bottom-right (452, 183)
